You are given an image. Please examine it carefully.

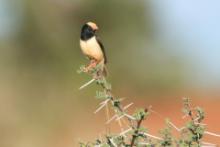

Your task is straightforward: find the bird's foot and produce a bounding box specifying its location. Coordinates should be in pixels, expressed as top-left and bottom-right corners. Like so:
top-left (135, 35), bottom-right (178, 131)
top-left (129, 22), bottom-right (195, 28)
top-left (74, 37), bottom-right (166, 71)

top-left (90, 60), bottom-right (98, 68)
top-left (83, 60), bottom-right (98, 73)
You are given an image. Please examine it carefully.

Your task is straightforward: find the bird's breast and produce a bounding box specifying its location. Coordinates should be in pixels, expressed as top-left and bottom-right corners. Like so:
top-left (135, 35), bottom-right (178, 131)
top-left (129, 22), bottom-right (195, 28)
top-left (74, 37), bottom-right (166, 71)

top-left (80, 37), bottom-right (104, 62)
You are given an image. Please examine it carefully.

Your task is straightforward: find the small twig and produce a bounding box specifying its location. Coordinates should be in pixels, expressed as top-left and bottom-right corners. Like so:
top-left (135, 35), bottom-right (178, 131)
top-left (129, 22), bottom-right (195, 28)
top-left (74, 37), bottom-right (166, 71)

top-left (130, 109), bottom-right (148, 146)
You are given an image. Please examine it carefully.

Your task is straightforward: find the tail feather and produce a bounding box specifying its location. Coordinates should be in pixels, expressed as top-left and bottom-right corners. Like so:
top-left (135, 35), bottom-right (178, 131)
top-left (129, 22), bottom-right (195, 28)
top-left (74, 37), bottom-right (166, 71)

top-left (99, 59), bottom-right (108, 77)
top-left (103, 65), bottom-right (108, 77)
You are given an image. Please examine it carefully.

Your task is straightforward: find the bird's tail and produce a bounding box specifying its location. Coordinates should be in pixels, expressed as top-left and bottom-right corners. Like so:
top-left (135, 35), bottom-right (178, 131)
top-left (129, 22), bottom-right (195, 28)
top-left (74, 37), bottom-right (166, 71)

top-left (103, 65), bottom-right (108, 77)
top-left (99, 59), bottom-right (108, 77)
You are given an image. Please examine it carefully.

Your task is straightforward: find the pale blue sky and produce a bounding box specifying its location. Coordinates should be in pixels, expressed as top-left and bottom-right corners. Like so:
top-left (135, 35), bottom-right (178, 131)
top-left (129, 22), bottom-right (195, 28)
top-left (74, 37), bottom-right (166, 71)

top-left (151, 0), bottom-right (220, 87)
top-left (0, 0), bottom-right (22, 39)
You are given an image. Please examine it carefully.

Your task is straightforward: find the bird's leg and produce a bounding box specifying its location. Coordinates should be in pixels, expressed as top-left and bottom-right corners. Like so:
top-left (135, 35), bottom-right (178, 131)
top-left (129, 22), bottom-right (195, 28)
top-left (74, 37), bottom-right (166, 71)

top-left (83, 59), bottom-right (98, 72)
top-left (90, 59), bottom-right (98, 68)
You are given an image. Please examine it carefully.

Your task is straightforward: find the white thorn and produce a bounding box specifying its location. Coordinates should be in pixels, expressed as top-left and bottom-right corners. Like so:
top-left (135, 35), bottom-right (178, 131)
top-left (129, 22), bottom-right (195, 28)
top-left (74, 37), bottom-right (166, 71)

top-left (167, 121), bottom-right (185, 132)
top-left (120, 128), bottom-right (132, 136)
top-left (182, 114), bottom-right (188, 119)
top-left (124, 113), bottom-right (136, 120)
top-left (106, 114), bottom-right (117, 124)
top-left (109, 138), bottom-right (117, 147)
top-left (143, 133), bottom-right (163, 140)
top-left (94, 99), bottom-right (110, 114)
top-left (204, 131), bottom-right (220, 137)
top-left (123, 102), bottom-right (133, 110)
top-left (138, 142), bottom-right (150, 145)
top-left (79, 79), bottom-right (95, 90)
top-left (194, 122), bottom-right (207, 126)
top-left (202, 141), bottom-right (217, 146)
top-left (116, 114), bottom-right (125, 121)
top-left (100, 99), bottom-right (110, 105)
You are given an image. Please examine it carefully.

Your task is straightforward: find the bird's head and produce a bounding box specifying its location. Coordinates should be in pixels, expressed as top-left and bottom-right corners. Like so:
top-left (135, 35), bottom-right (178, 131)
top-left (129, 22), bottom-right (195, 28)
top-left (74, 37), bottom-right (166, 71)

top-left (87, 22), bottom-right (98, 31)
top-left (81, 22), bottom-right (99, 40)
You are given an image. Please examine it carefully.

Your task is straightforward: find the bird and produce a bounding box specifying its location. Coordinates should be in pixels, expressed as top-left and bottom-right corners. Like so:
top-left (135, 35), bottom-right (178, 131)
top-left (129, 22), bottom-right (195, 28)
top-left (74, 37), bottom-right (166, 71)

top-left (80, 22), bottom-right (107, 75)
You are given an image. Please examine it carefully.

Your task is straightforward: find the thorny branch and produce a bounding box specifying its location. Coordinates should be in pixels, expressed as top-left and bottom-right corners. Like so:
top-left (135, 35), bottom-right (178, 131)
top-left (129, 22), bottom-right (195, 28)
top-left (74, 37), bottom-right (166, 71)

top-left (80, 64), bottom-right (137, 129)
top-left (130, 108), bottom-right (148, 146)
top-left (78, 64), bottom-right (150, 146)
top-left (78, 63), bottom-right (220, 147)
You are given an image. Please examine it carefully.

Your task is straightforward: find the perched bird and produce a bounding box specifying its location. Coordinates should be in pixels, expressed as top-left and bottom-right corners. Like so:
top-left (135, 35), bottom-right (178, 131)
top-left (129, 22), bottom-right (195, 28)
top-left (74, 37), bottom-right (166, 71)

top-left (80, 22), bottom-right (107, 74)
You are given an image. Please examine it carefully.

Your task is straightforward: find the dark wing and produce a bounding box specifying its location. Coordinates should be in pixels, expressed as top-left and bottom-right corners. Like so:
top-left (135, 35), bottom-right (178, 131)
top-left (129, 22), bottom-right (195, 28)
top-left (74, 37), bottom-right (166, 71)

top-left (96, 36), bottom-right (107, 64)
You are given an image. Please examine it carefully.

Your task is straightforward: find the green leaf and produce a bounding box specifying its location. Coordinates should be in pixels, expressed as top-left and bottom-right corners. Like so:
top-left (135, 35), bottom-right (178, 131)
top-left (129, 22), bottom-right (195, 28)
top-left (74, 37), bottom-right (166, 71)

top-left (96, 91), bottom-right (107, 99)
top-left (77, 65), bottom-right (86, 74)
top-left (195, 107), bottom-right (205, 122)
top-left (133, 108), bottom-right (148, 120)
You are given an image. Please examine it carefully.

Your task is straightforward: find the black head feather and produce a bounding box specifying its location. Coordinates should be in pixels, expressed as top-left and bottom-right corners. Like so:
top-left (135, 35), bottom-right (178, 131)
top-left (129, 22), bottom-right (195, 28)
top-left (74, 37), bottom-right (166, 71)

top-left (80, 24), bottom-right (96, 41)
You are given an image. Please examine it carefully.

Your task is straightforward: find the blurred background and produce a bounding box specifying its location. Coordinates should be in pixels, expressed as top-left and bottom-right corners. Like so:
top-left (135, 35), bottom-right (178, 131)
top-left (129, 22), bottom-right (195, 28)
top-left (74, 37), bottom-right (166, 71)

top-left (1, 0), bottom-right (220, 146)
